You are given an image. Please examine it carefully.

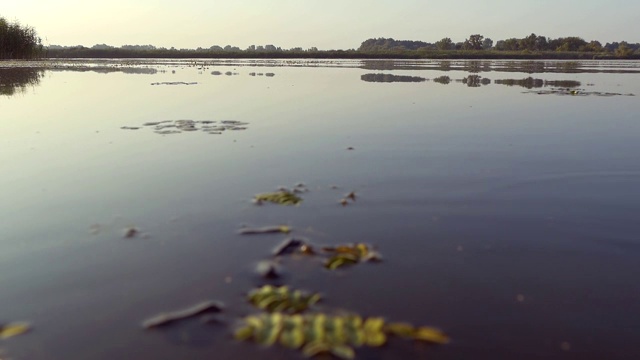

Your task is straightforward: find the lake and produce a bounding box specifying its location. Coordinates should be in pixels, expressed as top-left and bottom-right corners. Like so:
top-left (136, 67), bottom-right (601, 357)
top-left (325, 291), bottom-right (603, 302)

top-left (1, 59), bottom-right (639, 360)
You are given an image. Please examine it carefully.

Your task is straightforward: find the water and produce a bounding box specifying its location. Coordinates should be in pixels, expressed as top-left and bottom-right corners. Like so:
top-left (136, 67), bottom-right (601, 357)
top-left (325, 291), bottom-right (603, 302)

top-left (1, 59), bottom-right (639, 360)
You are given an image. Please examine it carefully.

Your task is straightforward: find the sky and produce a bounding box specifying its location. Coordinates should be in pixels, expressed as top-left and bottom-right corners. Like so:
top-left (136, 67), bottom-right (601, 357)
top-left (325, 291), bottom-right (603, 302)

top-left (3, 0), bottom-right (640, 49)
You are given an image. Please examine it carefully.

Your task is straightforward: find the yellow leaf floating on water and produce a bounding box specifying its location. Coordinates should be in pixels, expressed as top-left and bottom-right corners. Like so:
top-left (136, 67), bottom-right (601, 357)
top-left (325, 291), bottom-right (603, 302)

top-left (384, 322), bottom-right (415, 338)
top-left (413, 326), bottom-right (450, 344)
top-left (330, 344), bottom-right (356, 360)
top-left (0, 322), bottom-right (31, 339)
top-left (363, 317), bottom-right (386, 347)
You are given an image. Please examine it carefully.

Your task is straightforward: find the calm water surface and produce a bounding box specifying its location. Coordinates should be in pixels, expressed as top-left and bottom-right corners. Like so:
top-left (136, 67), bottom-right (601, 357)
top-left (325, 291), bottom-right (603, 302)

top-left (1, 59), bottom-right (640, 360)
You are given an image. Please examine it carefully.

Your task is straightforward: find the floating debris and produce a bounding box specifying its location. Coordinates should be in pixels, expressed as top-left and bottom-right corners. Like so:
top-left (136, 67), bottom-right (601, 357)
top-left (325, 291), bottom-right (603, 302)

top-left (142, 300), bottom-right (224, 329)
top-left (239, 225), bottom-right (292, 235)
top-left (272, 237), bottom-right (315, 256)
top-left (142, 121), bottom-right (171, 126)
top-left (323, 243), bottom-right (382, 270)
top-left (155, 130), bottom-right (181, 135)
top-left (254, 190), bottom-right (302, 206)
top-left (248, 286), bottom-right (321, 313)
top-left (255, 260), bottom-right (284, 279)
top-left (123, 226), bottom-right (139, 239)
top-left (0, 322), bottom-right (31, 339)
top-left (122, 119), bottom-right (250, 136)
top-left (234, 312), bottom-right (448, 359)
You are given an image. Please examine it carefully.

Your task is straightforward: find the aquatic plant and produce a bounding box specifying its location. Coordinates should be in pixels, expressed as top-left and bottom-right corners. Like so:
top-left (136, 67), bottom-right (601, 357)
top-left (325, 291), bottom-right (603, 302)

top-left (248, 285), bottom-right (321, 313)
top-left (323, 243), bottom-right (382, 270)
top-left (0, 17), bottom-right (43, 59)
top-left (234, 312), bottom-right (449, 359)
top-left (254, 190), bottom-right (302, 206)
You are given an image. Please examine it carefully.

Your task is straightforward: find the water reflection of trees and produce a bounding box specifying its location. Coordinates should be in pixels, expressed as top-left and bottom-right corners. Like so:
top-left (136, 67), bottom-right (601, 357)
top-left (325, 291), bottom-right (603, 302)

top-left (359, 72), bottom-right (583, 89)
top-left (433, 75), bottom-right (451, 84)
top-left (494, 77), bottom-right (581, 89)
top-left (360, 73), bottom-right (427, 83)
top-left (0, 68), bottom-right (44, 96)
top-left (462, 75), bottom-right (491, 87)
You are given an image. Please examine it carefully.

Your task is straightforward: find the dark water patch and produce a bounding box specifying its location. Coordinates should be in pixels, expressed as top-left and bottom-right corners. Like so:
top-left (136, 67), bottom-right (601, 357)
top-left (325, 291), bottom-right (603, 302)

top-left (360, 73), bottom-right (427, 83)
top-left (0, 68), bottom-right (44, 96)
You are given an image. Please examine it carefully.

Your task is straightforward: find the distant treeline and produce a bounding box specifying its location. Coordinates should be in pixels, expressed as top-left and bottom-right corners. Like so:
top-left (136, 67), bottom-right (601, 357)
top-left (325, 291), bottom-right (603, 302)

top-left (0, 16), bottom-right (43, 59)
top-left (42, 33), bottom-right (640, 60)
top-left (358, 34), bottom-right (640, 58)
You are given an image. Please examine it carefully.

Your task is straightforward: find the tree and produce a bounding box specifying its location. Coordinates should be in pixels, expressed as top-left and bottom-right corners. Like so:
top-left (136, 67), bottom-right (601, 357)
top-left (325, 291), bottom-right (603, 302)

top-left (583, 40), bottom-right (603, 52)
top-left (534, 35), bottom-right (548, 51)
top-left (482, 38), bottom-right (493, 50)
top-left (519, 33), bottom-right (537, 51)
top-left (463, 34), bottom-right (484, 50)
top-left (552, 37), bottom-right (587, 51)
top-left (615, 42), bottom-right (633, 57)
top-left (435, 37), bottom-right (453, 50)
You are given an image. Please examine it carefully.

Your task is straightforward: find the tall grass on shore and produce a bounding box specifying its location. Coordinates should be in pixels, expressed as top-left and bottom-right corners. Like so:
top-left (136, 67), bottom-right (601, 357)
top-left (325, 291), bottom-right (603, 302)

top-left (0, 16), bottom-right (44, 59)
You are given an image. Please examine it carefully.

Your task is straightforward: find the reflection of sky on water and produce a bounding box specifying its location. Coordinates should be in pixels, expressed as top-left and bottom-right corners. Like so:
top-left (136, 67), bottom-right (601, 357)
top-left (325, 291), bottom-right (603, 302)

top-left (1, 60), bottom-right (640, 360)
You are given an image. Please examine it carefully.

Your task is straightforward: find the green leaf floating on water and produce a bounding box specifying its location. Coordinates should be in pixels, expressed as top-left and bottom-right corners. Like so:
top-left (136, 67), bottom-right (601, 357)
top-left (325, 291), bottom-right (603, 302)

top-left (0, 322), bottom-right (31, 339)
top-left (248, 285), bottom-right (321, 313)
top-left (254, 191), bottom-right (302, 206)
top-left (323, 243), bottom-right (382, 270)
top-left (234, 312), bottom-right (449, 359)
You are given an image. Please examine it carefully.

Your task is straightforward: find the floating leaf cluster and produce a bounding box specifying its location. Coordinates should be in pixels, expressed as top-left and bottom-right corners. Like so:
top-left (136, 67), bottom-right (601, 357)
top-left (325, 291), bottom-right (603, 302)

top-left (254, 190), bottom-right (302, 206)
top-left (248, 285), bottom-right (321, 313)
top-left (323, 243), bottom-right (382, 270)
top-left (269, 239), bottom-right (380, 271)
top-left (234, 312), bottom-right (449, 359)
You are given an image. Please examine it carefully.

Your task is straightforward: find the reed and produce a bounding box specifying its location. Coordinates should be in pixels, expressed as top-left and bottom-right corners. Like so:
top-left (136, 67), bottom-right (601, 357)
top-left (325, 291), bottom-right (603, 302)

top-left (0, 16), bottom-right (44, 59)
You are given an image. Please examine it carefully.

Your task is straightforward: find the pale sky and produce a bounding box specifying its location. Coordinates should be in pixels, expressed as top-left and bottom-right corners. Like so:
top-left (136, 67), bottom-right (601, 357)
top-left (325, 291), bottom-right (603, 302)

top-left (3, 0), bottom-right (639, 49)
